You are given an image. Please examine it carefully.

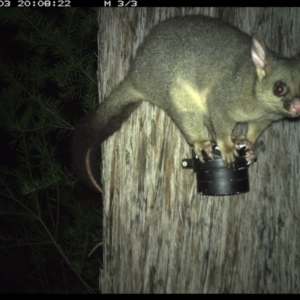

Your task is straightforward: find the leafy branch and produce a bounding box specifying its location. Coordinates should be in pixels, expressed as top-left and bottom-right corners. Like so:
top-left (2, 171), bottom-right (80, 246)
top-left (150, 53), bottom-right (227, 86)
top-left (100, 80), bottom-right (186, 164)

top-left (0, 8), bottom-right (102, 293)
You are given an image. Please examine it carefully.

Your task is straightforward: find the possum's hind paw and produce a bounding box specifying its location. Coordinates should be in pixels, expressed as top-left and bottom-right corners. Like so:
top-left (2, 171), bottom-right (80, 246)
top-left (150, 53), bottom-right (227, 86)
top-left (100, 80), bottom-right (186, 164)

top-left (193, 141), bottom-right (215, 162)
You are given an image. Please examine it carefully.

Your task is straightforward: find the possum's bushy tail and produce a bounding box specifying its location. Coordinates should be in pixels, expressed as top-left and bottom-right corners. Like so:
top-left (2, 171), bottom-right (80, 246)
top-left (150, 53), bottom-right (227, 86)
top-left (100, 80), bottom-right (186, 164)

top-left (71, 80), bottom-right (143, 192)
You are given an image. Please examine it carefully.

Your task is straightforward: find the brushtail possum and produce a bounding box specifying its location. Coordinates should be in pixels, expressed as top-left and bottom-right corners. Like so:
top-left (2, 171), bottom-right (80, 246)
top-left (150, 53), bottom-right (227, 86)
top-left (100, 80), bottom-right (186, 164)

top-left (72, 15), bottom-right (300, 193)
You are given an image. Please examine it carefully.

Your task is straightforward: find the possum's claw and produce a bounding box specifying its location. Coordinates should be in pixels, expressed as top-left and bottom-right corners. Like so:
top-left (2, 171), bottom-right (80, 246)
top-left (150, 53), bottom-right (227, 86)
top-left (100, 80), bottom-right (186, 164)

top-left (220, 146), bottom-right (237, 168)
top-left (194, 141), bottom-right (215, 162)
top-left (217, 139), bottom-right (241, 168)
top-left (233, 138), bottom-right (256, 164)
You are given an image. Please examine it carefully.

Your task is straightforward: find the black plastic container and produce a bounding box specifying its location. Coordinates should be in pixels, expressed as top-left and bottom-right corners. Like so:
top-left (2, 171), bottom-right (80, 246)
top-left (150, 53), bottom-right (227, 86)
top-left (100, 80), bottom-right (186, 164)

top-left (181, 147), bottom-right (250, 196)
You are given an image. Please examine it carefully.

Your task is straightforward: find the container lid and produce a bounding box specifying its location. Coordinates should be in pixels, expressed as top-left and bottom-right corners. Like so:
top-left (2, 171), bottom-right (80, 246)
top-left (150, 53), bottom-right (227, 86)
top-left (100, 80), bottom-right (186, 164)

top-left (194, 146), bottom-right (250, 195)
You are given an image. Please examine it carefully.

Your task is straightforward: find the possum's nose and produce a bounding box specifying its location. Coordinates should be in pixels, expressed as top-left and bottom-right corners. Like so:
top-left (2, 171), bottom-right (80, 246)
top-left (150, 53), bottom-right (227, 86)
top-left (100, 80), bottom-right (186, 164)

top-left (291, 98), bottom-right (300, 114)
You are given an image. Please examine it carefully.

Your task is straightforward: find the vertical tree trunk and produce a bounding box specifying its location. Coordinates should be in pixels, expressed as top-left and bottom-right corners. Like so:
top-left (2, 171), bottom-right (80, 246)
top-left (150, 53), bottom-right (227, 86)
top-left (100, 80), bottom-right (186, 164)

top-left (98, 7), bottom-right (300, 293)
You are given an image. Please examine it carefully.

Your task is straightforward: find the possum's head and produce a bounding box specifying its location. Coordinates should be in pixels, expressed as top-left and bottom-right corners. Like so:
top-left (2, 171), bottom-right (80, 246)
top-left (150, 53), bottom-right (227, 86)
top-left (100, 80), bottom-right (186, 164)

top-left (252, 34), bottom-right (300, 118)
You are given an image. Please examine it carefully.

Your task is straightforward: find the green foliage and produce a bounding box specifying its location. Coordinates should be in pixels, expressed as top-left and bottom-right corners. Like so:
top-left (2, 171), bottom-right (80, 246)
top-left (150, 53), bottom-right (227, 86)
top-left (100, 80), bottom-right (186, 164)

top-left (0, 8), bottom-right (101, 293)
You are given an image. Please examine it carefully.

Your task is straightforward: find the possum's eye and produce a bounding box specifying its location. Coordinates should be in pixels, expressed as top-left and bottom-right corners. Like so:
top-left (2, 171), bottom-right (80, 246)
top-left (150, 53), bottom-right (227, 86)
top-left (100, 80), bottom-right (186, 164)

top-left (273, 82), bottom-right (288, 97)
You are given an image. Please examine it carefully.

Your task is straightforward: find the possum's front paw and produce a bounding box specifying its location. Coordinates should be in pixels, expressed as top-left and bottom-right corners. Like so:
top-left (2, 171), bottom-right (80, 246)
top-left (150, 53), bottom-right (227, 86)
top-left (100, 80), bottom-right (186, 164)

top-left (216, 139), bottom-right (239, 167)
top-left (220, 146), bottom-right (237, 167)
top-left (234, 139), bottom-right (256, 164)
top-left (194, 141), bottom-right (215, 162)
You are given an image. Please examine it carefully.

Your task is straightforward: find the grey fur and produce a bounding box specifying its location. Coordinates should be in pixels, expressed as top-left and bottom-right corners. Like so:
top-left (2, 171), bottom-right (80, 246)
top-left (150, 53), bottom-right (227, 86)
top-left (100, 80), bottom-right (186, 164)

top-left (72, 15), bottom-right (300, 192)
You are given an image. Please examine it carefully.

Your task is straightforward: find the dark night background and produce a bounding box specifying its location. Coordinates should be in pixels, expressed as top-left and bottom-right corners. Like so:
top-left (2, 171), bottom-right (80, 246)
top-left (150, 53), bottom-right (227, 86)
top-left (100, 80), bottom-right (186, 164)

top-left (0, 7), bottom-right (101, 293)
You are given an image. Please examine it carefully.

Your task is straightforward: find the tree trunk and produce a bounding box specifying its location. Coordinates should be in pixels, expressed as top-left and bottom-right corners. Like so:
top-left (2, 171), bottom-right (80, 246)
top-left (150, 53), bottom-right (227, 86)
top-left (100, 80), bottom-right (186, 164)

top-left (98, 7), bottom-right (300, 293)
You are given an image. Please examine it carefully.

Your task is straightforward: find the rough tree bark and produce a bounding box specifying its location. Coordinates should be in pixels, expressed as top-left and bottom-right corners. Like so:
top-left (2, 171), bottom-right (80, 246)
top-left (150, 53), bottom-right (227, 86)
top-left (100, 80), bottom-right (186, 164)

top-left (98, 7), bottom-right (300, 293)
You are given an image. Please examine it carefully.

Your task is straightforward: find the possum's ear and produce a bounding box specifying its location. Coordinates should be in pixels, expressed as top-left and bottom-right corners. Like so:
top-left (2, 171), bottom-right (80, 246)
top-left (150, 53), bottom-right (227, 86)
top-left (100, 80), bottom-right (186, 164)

top-left (251, 34), bottom-right (267, 78)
